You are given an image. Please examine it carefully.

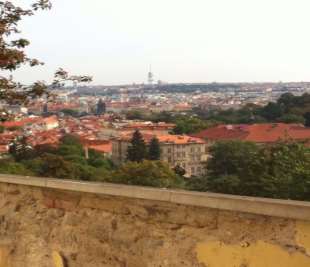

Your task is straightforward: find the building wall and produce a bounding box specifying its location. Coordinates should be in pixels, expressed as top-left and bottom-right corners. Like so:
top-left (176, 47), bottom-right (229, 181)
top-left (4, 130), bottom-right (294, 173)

top-left (0, 175), bottom-right (310, 267)
top-left (111, 140), bottom-right (207, 176)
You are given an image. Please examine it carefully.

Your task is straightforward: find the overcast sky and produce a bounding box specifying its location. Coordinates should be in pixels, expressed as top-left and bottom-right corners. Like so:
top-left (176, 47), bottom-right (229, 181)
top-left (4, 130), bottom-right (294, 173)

top-left (10, 0), bottom-right (310, 85)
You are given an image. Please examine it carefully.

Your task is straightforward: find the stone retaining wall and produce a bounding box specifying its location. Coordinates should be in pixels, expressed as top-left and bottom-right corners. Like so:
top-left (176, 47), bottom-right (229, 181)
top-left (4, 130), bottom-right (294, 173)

top-left (0, 175), bottom-right (309, 266)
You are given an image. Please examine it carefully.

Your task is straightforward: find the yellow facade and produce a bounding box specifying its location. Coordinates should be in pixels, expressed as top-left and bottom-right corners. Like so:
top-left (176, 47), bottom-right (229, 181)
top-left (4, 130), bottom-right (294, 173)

top-left (0, 247), bottom-right (10, 267)
top-left (196, 221), bottom-right (310, 267)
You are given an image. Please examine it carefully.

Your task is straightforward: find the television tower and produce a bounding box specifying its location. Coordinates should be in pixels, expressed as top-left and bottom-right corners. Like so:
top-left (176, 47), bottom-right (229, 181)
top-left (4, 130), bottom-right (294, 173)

top-left (148, 65), bottom-right (154, 85)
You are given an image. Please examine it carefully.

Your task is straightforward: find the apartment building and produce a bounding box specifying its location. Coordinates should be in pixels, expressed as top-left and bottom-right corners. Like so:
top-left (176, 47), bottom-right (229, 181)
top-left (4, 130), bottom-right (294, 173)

top-left (112, 133), bottom-right (208, 177)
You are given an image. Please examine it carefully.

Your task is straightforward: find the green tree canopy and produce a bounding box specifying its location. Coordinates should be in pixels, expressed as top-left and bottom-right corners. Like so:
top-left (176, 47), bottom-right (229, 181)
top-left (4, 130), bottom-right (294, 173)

top-left (96, 99), bottom-right (106, 115)
top-left (126, 130), bottom-right (147, 162)
top-left (109, 160), bottom-right (184, 188)
top-left (304, 112), bottom-right (310, 127)
top-left (148, 137), bottom-right (161, 160)
top-left (0, 1), bottom-right (92, 121)
top-left (201, 140), bottom-right (310, 201)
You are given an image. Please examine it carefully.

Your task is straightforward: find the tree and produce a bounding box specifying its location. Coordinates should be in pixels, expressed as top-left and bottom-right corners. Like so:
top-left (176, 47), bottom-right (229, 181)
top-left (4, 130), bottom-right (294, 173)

top-left (43, 103), bottom-right (48, 114)
top-left (259, 102), bottom-right (284, 121)
top-left (109, 160), bottom-right (184, 188)
top-left (59, 134), bottom-right (82, 147)
top-left (0, 159), bottom-right (34, 176)
top-left (304, 112), bottom-right (310, 127)
top-left (148, 137), bottom-right (161, 160)
top-left (0, 1), bottom-right (51, 118)
top-left (39, 153), bottom-right (78, 179)
top-left (96, 99), bottom-right (106, 115)
top-left (201, 140), bottom-right (310, 201)
top-left (278, 93), bottom-right (296, 113)
top-left (261, 142), bottom-right (310, 200)
top-left (88, 149), bottom-right (113, 169)
top-left (9, 136), bottom-right (36, 161)
top-left (0, 1), bottom-right (92, 121)
top-left (206, 141), bottom-right (265, 196)
top-left (60, 109), bottom-right (80, 117)
top-left (173, 164), bottom-right (186, 176)
top-left (278, 114), bottom-right (305, 124)
top-left (57, 134), bottom-right (85, 162)
top-left (126, 130), bottom-right (147, 162)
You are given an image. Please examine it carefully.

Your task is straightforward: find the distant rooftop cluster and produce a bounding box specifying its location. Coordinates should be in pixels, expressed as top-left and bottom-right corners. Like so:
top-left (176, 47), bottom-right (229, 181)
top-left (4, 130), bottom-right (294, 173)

top-left (0, 82), bottom-right (309, 177)
top-left (193, 123), bottom-right (310, 145)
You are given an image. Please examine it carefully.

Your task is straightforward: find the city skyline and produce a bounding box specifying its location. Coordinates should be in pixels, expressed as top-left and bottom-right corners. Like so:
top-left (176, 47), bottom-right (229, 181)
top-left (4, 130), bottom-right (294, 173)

top-left (11, 0), bottom-right (310, 85)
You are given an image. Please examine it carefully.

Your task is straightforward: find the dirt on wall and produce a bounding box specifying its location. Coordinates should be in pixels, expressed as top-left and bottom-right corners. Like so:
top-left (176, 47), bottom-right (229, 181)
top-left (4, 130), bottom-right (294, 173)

top-left (0, 182), bottom-right (309, 267)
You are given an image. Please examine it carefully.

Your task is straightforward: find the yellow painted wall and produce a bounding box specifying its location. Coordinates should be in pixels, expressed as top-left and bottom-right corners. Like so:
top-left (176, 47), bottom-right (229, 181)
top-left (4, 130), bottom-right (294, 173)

top-left (196, 221), bottom-right (310, 267)
top-left (0, 247), bottom-right (10, 267)
top-left (296, 221), bottom-right (310, 255)
top-left (196, 240), bottom-right (310, 267)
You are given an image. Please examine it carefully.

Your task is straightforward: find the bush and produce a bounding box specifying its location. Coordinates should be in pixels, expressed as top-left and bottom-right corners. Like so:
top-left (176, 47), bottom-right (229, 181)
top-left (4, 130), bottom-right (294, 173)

top-left (0, 159), bottom-right (34, 176)
top-left (108, 160), bottom-right (184, 188)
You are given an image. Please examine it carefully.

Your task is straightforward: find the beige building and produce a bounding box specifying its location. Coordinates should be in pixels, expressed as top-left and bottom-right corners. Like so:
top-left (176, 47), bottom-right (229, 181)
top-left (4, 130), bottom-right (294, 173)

top-left (99, 121), bottom-right (175, 140)
top-left (112, 133), bottom-right (208, 177)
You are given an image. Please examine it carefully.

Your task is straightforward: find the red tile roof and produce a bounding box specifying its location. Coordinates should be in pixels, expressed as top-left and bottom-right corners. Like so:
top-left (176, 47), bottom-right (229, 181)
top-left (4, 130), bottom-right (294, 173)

top-left (81, 139), bottom-right (112, 154)
top-left (116, 132), bottom-right (205, 145)
top-left (87, 142), bottom-right (112, 154)
top-left (193, 123), bottom-right (310, 143)
top-left (0, 145), bottom-right (9, 153)
top-left (1, 117), bottom-right (40, 128)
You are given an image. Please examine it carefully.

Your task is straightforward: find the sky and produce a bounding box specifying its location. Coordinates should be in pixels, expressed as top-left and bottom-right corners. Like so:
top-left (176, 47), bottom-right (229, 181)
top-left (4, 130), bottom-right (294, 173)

top-left (10, 0), bottom-right (310, 85)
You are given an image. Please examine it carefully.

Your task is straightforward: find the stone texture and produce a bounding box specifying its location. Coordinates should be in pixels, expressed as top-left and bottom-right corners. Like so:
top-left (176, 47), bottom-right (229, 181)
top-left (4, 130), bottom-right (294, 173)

top-left (0, 183), bottom-right (308, 267)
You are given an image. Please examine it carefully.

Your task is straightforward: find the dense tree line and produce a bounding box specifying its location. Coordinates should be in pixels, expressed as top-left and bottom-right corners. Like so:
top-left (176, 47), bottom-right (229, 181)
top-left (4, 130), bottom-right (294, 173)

top-left (125, 110), bottom-right (216, 134)
top-left (1, 133), bottom-right (310, 200)
top-left (197, 93), bottom-right (310, 126)
top-left (126, 93), bottom-right (310, 135)
top-left (126, 130), bottom-right (161, 162)
top-left (0, 133), bottom-right (182, 188)
top-left (5, 135), bottom-right (114, 180)
top-left (187, 140), bottom-right (310, 201)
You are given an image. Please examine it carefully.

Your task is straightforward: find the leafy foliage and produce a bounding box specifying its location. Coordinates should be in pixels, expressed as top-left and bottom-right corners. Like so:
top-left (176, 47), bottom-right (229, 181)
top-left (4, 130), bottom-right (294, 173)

top-left (96, 99), bottom-right (106, 115)
top-left (0, 1), bottom-right (92, 120)
top-left (173, 164), bottom-right (186, 176)
top-left (0, 159), bottom-right (34, 176)
top-left (200, 93), bottom-right (310, 126)
top-left (2, 134), bottom-right (113, 181)
top-left (126, 130), bottom-right (147, 162)
top-left (148, 137), bottom-right (161, 160)
top-left (0, 1), bottom-right (51, 110)
top-left (200, 140), bottom-right (310, 201)
top-left (108, 160), bottom-right (184, 188)
top-left (125, 110), bottom-right (217, 134)
top-left (60, 109), bottom-right (80, 117)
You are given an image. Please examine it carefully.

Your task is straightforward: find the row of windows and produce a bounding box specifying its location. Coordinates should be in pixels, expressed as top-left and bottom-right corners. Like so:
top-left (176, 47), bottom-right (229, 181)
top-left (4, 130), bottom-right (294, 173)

top-left (190, 166), bottom-right (203, 175)
top-left (162, 146), bottom-right (206, 154)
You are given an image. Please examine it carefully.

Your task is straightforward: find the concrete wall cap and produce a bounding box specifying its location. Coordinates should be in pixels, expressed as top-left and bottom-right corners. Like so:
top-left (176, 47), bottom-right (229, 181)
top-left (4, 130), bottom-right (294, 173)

top-left (0, 174), bottom-right (309, 220)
